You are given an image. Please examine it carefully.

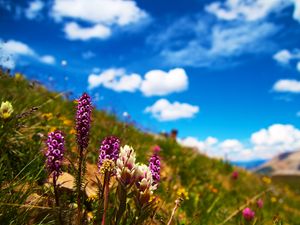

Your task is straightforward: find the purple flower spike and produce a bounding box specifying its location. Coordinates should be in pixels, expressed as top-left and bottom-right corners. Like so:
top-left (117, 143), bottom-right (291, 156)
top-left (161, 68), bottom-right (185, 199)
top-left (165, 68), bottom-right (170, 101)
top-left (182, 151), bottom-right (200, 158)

top-left (98, 136), bottom-right (120, 171)
top-left (75, 93), bottom-right (92, 149)
top-left (46, 130), bottom-right (65, 180)
top-left (242, 207), bottom-right (255, 221)
top-left (149, 153), bottom-right (160, 186)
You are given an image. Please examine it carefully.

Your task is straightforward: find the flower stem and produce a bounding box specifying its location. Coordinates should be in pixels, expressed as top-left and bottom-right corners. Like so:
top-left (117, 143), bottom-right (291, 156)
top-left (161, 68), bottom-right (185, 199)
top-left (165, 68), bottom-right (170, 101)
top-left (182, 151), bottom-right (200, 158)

top-left (76, 146), bottom-right (84, 225)
top-left (102, 172), bottom-right (110, 225)
top-left (167, 198), bottom-right (181, 225)
top-left (53, 176), bottom-right (63, 225)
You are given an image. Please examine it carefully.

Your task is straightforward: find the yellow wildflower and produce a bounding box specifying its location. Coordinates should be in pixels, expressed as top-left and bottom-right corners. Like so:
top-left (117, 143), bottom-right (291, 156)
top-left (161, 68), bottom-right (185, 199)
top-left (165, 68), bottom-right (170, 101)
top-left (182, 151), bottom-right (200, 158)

top-left (63, 119), bottom-right (72, 126)
top-left (262, 176), bottom-right (272, 184)
top-left (177, 187), bottom-right (189, 200)
top-left (15, 73), bottom-right (24, 81)
top-left (50, 127), bottom-right (57, 132)
top-left (0, 101), bottom-right (14, 119)
top-left (271, 196), bottom-right (277, 203)
top-left (42, 113), bottom-right (53, 121)
top-left (69, 128), bottom-right (76, 135)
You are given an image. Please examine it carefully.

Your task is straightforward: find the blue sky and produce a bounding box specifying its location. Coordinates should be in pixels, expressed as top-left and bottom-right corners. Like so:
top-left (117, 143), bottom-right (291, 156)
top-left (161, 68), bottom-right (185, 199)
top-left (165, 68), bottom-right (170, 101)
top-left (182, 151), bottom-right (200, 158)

top-left (1, 0), bottom-right (300, 161)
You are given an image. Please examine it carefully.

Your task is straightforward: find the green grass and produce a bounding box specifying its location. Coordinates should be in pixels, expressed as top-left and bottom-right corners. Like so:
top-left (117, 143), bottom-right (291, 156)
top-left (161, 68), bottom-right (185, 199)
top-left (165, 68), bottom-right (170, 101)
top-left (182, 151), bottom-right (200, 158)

top-left (1, 70), bottom-right (300, 224)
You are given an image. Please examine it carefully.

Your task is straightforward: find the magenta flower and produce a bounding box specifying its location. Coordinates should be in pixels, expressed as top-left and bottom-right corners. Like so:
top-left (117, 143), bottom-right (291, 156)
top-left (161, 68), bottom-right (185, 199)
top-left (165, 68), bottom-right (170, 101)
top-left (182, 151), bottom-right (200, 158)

top-left (98, 136), bottom-right (121, 171)
top-left (149, 153), bottom-right (160, 186)
top-left (152, 145), bottom-right (161, 152)
top-left (45, 130), bottom-right (65, 180)
top-left (257, 199), bottom-right (263, 208)
top-left (242, 207), bottom-right (255, 221)
top-left (232, 171), bottom-right (239, 180)
top-left (75, 93), bottom-right (92, 149)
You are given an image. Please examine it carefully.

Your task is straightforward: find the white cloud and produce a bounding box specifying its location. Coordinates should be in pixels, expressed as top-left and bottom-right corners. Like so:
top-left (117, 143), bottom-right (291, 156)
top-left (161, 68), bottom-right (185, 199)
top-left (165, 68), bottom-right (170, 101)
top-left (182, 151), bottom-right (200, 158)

top-left (219, 139), bottom-right (244, 152)
top-left (251, 124), bottom-right (300, 156)
top-left (140, 68), bottom-right (188, 96)
top-left (64, 22), bottom-right (111, 40)
top-left (205, 0), bottom-right (292, 22)
top-left (0, 39), bottom-right (56, 69)
top-left (145, 99), bottom-right (199, 121)
top-left (88, 68), bottom-right (142, 92)
top-left (160, 21), bottom-right (278, 67)
top-left (2, 40), bottom-right (36, 56)
top-left (40, 55), bottom-right (56, 65)
top-left (25, 0), bottom-right (44, 20)
top-left (293, 0), bottom-right (300, 22)
top-left (179, 124), bottom-right (300, 161)
top-left (273, 79), bottom-right (300, 93)
top-left (52, 0), bottom-right (147, 25)
top-left (273, 49), bottom-right (293, 64)
top-left (88, 68), bottom-right (189, 96)
top-left (51, 0), bottom-right (148, 41)
top-left (179, 136), bottom-right (218, 152)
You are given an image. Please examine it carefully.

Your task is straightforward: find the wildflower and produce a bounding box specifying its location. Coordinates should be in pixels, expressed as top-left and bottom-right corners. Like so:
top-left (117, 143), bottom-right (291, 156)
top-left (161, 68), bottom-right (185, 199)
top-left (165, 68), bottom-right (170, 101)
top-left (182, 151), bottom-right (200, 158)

top-left (257, 198), bottom-right (263, 208)
top-left (231, 171), bottom-right (238, 180)
top-left (98, 136), bottom-right (120, 172)
top-left (177, 187), bottom-right (189, 200)
top-left (0, 101), bottom-right (14, 119)
top-left (149, 152), bottom-right (160, 186)
top-left (135, 164), bottom-right (157, 204)
top-left (45, 130), bottom-right (65, 180)
top-left (42, 113), bottom-right (53, 121)
top-left (14, 73), bottom-right (23, 80)
top-left (271, 196), bottom-right (277, 203)
top-left (262, 176), bottom-right (272, 184)
top-left (75, 93), bottom-right (92, 149)
top-left (152, 145), bottom-right (161, 152)
top-left (242, 207), bottom-right (255, 221)
top-left (116, 145), bottom-right (136, 186)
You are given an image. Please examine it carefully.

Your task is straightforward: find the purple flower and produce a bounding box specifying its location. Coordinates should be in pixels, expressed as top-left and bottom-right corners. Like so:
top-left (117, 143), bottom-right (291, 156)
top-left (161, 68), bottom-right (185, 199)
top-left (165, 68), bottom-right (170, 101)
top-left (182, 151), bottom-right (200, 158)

top-left (98, 136), bottom-right (120, 171)
top-left (242, 207), bottom-right (255, 221)
top-left (257, 199), bottom-right (263, 208)
top-left (232, 171), bottom-right (238, 180)
top-left (149, 153), bottom-right (160, 186)
top-left (45, 130), bottom-right (65, 180)
top-left (75, 93), bottom-right (92, 149)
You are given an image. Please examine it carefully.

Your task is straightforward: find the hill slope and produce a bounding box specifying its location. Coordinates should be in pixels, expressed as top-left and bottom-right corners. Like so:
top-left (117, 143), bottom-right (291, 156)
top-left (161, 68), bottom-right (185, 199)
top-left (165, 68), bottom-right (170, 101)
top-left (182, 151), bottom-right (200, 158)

top-left (1, 70), bottom-right (300, 224)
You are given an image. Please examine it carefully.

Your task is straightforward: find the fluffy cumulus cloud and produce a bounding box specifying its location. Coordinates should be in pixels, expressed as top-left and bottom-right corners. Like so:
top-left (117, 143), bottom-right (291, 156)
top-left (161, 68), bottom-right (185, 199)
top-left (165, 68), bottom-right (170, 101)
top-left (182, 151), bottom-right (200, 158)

top-left (273, 79), bottom-right (300, 93)
top-left (140, 68), bottom-right (188, 96)
top-left (273, 49), bottom-right (300, 72)
top-left (180, 124), bottom-right (300, 161)
top-left (51, 0), bottom-right (148, 40)
top-left (0, 39), bottom-right (56, 69)
top-left (25, 0), bottom-right (44, 20)
top-left (145, 99), bottom-right (199, 121)
top-left (64, 22), bottom-right (111, 40)
top-left (88, 68), bottom-right (142, 92)
top-left (205, 0), bottom-right (292, 21)
top-left (88, 68), bottom-right (189, 96)
top-left (251, 124), bottom-right (300, 157)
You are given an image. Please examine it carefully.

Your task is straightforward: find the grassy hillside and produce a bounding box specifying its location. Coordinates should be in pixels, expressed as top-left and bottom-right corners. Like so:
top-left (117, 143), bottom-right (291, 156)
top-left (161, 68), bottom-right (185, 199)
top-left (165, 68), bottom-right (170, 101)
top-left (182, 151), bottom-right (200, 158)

top-left (1, 70), bottom-right (300, 225)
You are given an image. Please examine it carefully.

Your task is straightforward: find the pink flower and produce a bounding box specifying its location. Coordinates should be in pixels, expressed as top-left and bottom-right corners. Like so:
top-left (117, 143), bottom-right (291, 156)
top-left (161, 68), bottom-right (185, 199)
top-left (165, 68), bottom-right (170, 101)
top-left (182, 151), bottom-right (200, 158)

top-left (242, 207), bottom-right (255, 221)
top-left (257, 199), bottom-right (263, 208)
top-left (152, 145), bottom-right (161, 152)
top-left (232, 171), bottom-right (238, 180)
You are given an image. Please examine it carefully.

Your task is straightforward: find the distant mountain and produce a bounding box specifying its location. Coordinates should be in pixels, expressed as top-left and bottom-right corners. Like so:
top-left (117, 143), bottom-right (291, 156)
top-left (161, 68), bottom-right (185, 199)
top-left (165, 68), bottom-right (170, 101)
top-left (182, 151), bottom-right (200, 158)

top-left (231, 159), bottom-right (267, 170)
top-left (255, 151), bottom-right (300, 175)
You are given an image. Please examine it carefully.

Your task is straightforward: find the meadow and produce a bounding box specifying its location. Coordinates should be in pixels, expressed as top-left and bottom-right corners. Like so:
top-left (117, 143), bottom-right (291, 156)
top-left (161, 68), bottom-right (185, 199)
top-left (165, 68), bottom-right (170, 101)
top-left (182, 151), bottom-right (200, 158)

top-left (0, 69), bottom-right (300, 225)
